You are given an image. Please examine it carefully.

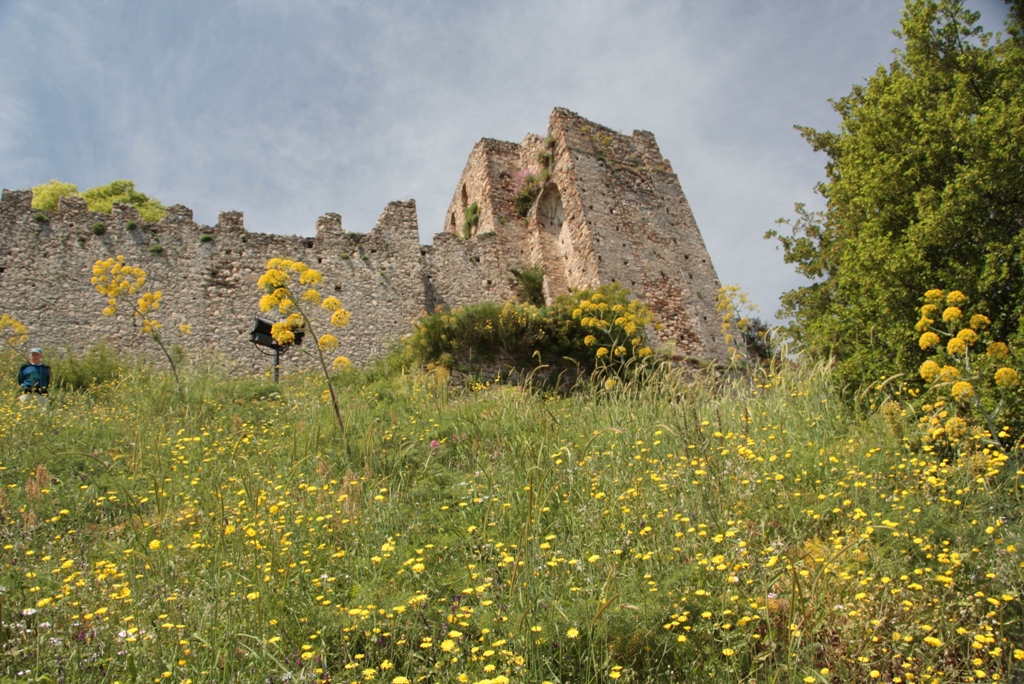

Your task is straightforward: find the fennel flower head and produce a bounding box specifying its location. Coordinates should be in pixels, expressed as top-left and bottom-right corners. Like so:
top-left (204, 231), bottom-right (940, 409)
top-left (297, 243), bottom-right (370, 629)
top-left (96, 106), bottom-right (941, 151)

top-left (995, 367), bottom-right (1019, 387)
top-left (919, 332), bottom-right (940, 350)
top-left (951, 381), bottom-right (974, 402)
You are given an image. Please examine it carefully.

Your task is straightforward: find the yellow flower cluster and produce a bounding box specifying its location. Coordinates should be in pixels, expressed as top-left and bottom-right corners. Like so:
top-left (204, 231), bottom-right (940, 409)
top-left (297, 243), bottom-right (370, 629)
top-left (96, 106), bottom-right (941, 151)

top-left (0, 313), bottom-right (29, 349)
top-left (951, 380), bottom-right (974, 402)
top-left (91, 256), bottom-right (184, 336)
top-left (994, 367), bottom-right (1019, 388)
top-left (571, 292), bottom-right (654, 364)
top-left (915, 289), bottom-right (1020, 396)
top-left (92, 256), bottom-right (147, 316)
top-left (257, 258), bottom-right (352, 371)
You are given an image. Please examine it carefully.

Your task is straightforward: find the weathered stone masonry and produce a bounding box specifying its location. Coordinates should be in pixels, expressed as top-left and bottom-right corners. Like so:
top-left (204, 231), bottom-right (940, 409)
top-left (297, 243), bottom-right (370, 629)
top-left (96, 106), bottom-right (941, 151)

top-left (0, 108), bottom-right (728, 371)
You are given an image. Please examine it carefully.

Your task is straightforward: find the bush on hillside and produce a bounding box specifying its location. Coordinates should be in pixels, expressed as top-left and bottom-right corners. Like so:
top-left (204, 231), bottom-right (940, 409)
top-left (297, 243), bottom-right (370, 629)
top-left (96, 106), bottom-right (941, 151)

top-left (405, 284), bottom-right (658, 380)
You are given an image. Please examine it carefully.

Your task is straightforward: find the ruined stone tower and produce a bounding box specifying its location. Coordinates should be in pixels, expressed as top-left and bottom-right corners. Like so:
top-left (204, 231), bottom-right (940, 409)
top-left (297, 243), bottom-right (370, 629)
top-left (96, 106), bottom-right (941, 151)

top-left (429, 108), bottom-right (727, 359)
top-left (0, 108), bottom-right (727, 368)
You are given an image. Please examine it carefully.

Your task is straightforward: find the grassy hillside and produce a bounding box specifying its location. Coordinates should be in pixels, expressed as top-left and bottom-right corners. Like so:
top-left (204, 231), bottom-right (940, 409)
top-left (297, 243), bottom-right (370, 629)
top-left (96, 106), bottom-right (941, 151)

top-left (1, 356), bottom-right (1021, 683)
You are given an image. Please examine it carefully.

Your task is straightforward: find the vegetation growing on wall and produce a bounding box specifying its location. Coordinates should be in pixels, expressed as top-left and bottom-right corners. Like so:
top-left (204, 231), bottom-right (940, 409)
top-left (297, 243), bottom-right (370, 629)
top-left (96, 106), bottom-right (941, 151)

top-left (462, 201), bottom-right (479, 239)
top-left (512, 135), bottom-right (557, 217)
top-left (509, 265), bottom-right (546, 307)
top-left (31, 179), bottom-right (167, 222)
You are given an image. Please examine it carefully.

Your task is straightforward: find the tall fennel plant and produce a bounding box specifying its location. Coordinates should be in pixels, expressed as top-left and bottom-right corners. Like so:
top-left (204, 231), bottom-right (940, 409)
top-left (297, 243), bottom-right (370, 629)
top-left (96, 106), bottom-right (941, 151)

top-left (256, 258), bottom-right (352, 435)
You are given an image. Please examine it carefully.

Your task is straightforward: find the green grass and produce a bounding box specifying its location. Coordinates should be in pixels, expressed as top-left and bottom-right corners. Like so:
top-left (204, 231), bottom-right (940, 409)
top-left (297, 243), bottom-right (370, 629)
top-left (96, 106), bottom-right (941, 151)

top-left (1, 355), bottom-right (1022, 682)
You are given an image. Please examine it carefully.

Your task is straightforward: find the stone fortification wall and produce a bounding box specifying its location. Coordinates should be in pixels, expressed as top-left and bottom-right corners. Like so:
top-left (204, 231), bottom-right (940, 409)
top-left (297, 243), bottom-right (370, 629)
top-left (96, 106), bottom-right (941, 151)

top-left (0, 189), bottom-right (426, 370)
top-left (0, 107), bottom-right (729, 371)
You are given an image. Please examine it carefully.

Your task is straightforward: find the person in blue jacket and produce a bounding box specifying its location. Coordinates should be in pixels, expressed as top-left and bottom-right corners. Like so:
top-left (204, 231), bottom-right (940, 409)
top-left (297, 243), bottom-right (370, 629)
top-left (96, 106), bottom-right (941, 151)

top-left (18, 347), bottom-right (51, 402)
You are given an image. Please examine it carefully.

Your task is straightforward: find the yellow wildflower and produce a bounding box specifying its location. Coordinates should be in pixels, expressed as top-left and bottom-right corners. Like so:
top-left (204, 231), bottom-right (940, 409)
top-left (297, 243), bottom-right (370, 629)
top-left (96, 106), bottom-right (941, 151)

top-left (149, 539), bottom-right (161, 550)
top-left (318, 334), bottom-right (339, 351)
top-left (942, 306), bottom-right (962, 323)
top-left (331, 308), bottom-right (351, 328)
top-left (970, 314), bottom-right (990, 330)
top-left (951, 381), bottom-right (974, 402)
top-left (919, 332), bottom-right (940, 350)
top-left (987, 342), bottom-right (1010, 360)
top-left (946, 290), bottom-right (967, 306)
top-left (595, 347), bottom-right (609, 359)
top-left (995, 367), bottom-right (1019, 387)
top-left (332, 356), bottom-right (353, 371)
top-left (919, 360), bottom-right (940, 382)
top-left (938, 365), bottom-right (960, 382)
top-left (946, 337), bottom-right (967, 355)
top-left (924, 288), bottom-right (944, 304)
top-left (956, 328), bottom-right (978, 346)
top-left (270, 322), bottom-right (296, 346)
top-left (915, 317), bottom-right (934, 332)
top-left (945, 417), bottom-right (968, 439)
top-left (257, 269), bottom-right (289, 292)
top-left (299, 269), bottom-right (322, 285)
top-left (259, 294), bottom-right (279, 312)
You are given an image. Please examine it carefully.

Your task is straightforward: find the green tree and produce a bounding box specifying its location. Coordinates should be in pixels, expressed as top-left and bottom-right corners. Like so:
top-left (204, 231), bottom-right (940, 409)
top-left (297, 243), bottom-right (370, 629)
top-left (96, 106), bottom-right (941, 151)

top-left (768, 0), bottom-right (1024, 388)
top-left (31, 179), bottom-right (167, 222)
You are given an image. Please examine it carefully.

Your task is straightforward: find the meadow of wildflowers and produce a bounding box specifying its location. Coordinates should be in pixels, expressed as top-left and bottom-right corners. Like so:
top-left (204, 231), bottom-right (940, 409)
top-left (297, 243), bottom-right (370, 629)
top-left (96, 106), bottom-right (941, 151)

top-left (1, 343), bottom-right (1021, 683)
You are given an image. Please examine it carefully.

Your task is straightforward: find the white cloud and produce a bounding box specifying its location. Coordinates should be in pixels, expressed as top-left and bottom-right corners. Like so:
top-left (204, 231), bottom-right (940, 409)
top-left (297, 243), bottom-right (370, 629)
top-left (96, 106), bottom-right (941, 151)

top-left (0, 0), bottom-right (1012, 321)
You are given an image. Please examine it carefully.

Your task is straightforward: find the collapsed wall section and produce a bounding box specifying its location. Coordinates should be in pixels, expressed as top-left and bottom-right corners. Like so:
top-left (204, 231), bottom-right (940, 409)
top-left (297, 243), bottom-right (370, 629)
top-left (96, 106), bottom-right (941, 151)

top-left (0, 189), bottom-right (426, 370)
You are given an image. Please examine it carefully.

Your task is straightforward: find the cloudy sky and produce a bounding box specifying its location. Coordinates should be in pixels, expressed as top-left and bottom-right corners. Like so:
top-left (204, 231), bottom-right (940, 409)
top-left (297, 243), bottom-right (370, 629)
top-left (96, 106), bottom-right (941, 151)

top-left (0, 0), bottom-right (1010, 320)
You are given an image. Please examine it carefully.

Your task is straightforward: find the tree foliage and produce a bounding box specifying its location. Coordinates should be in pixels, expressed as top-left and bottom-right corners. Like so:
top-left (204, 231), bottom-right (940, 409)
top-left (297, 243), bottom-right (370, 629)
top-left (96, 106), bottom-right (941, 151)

top-left (768, 0), bottom-right (1024, 388)
top-left (31, 179), bottom-right (167, 222)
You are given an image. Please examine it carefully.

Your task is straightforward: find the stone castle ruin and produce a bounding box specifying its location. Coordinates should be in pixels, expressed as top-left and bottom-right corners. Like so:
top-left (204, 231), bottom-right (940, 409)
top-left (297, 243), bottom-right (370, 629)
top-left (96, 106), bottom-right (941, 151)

top-left (0, 108), bottom-right (727, 370)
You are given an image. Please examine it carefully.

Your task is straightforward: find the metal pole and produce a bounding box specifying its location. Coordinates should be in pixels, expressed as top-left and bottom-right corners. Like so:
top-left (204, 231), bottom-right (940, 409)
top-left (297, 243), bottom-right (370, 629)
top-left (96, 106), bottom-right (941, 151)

top-left (273, 346), bottom-right (281, 384)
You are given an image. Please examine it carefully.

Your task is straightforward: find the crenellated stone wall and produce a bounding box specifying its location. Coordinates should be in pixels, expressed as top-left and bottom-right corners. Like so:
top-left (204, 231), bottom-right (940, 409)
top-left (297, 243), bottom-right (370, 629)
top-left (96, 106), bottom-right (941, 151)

top-left (0, 108), bottom-right (728, 372)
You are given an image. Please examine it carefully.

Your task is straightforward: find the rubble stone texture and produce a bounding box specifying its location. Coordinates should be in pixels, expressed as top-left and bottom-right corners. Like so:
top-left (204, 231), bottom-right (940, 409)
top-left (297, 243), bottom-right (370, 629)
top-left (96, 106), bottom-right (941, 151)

top-left (0, 108), bottom-right (727, 371)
